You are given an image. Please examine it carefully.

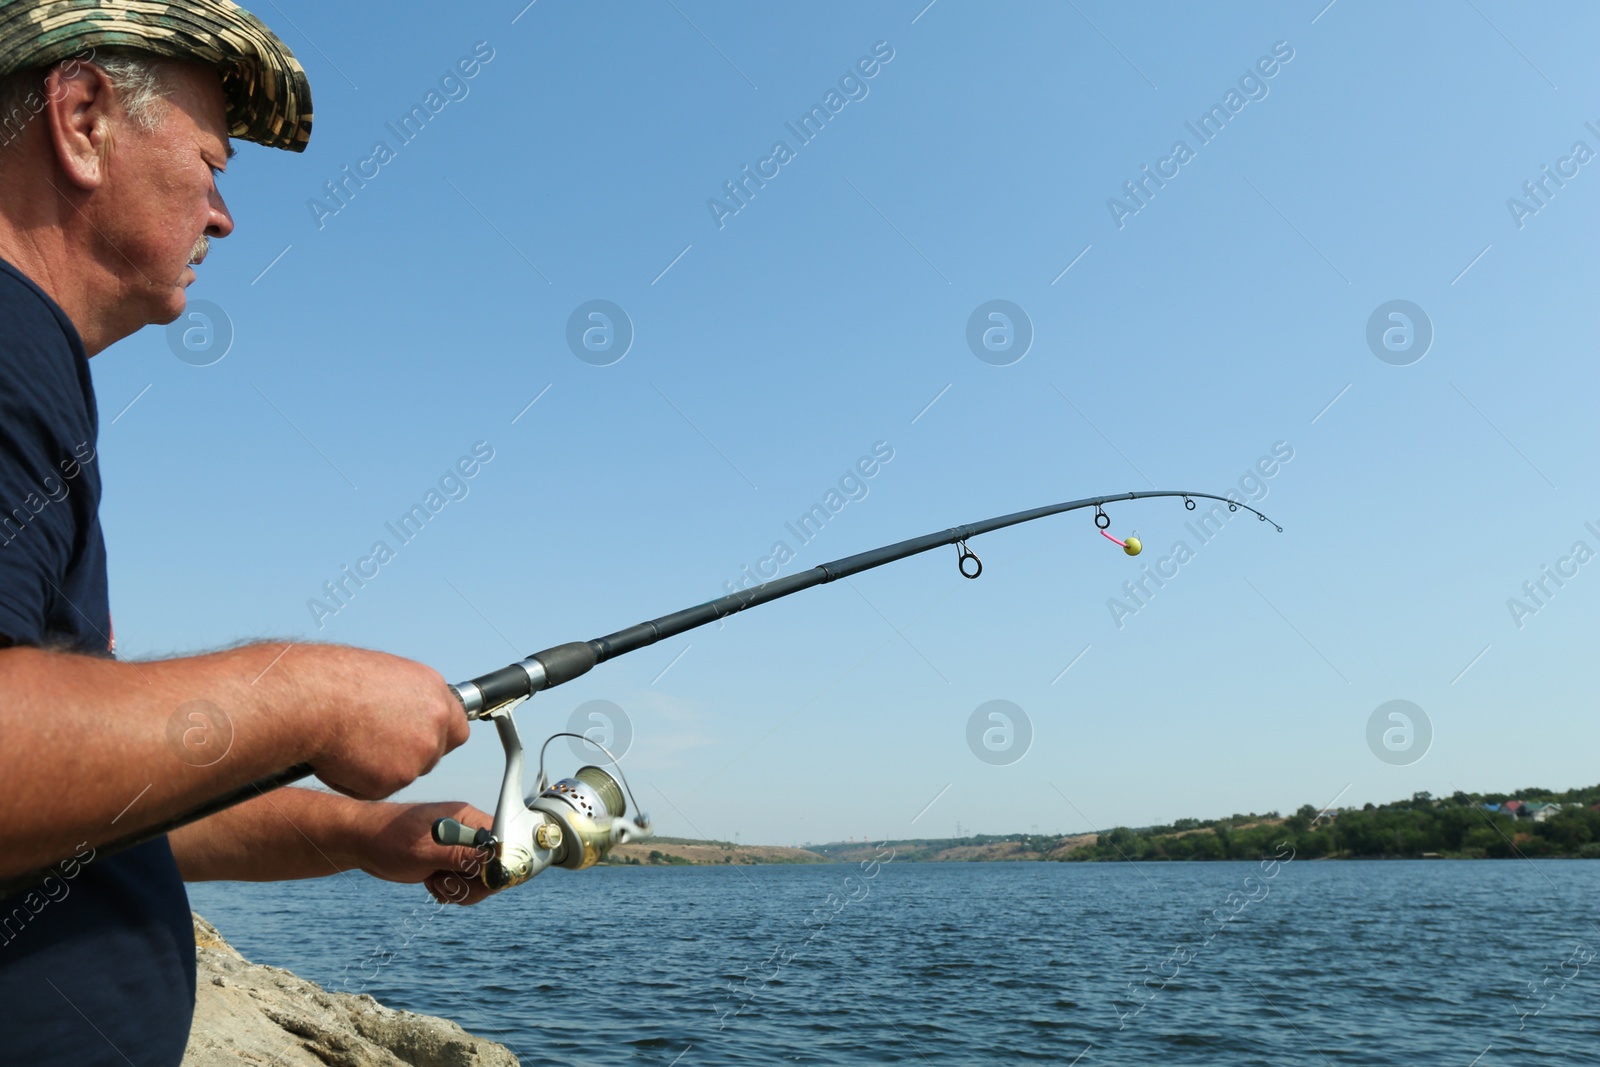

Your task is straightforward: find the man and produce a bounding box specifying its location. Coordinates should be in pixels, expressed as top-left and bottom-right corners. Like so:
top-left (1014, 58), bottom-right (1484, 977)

top-left (0, 3), bottom-right (495, 1063)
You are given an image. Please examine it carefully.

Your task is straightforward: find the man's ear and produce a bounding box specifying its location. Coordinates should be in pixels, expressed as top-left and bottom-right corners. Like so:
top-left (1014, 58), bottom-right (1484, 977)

top-left (42, 62), bottom-right (117, 191)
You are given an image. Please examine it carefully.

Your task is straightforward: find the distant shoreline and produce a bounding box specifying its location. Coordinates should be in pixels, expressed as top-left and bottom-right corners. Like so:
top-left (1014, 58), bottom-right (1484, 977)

top-left (607, 844), bottom-right (1600, 866)
top-left (603, 852), bottom-right (1600, 866)
top-left (612, 785), bottom-right (1600, 865)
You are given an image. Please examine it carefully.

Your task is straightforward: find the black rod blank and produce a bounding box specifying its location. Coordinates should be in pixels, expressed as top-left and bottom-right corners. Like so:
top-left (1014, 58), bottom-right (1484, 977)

top-left (467, 489), bottom-right (1279, 705)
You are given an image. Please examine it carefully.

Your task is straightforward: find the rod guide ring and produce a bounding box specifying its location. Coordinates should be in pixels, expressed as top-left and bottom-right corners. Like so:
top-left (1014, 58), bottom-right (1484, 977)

top-left (956, 540), bottom-right (982, 579)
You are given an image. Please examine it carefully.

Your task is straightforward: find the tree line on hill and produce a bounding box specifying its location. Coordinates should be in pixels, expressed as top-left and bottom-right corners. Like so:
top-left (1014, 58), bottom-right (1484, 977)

top-left (1065, 784), bottom-right (1600, 861)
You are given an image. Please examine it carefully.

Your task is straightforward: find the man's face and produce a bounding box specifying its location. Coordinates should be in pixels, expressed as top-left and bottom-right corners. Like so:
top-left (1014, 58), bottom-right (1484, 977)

top-left (95, 62), bottom-right (235, 326)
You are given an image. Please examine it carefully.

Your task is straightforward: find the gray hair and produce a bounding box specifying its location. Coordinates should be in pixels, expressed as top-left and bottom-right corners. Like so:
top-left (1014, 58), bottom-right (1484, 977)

top-left (92, 53), bottom-right (176, 131)
top-left (0, 51), bottom-right (176, 151)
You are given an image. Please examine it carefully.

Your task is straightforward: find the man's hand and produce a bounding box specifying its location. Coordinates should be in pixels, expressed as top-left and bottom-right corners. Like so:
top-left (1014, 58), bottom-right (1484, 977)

top-left (293, 646), bottom-right (473, 801)
top-left (347, 800), bottom-right (498, 905)
top-left (0, 641), bottom-right (473, 880)
top-left (172, 790), bottom-right (498, 905)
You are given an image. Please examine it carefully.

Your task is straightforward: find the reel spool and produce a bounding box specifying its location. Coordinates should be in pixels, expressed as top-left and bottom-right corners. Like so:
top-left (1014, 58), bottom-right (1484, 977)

top-left (530, 765), bottom-right (633, 871)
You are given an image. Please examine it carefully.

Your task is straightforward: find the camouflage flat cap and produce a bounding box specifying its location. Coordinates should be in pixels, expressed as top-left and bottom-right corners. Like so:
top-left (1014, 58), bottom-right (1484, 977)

top-left (0, 0), bottom-right (312, 151)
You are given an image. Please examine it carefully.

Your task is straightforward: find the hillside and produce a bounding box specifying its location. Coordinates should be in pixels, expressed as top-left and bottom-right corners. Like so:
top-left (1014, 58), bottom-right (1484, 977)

top-left (1063, 784), bottom-right (1600, 861)
top-left (812, 833), bottom-right (1098, 864)
top-left (611, 783), bottom-right (1600, 865)
top-left (606, 837), bottom-right (829, 865)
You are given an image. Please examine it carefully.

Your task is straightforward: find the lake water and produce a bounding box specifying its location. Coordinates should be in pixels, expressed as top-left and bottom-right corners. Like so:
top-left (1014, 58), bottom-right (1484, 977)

top-left (188, 858), bottom-right (1600, 1065)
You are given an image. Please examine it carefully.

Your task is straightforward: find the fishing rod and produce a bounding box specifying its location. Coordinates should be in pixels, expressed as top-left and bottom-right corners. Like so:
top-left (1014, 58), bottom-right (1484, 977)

top-left (2, 489), bottom-right (1278, 898)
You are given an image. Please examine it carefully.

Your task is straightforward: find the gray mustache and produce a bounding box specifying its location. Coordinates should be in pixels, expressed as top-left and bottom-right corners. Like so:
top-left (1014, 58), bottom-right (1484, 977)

top-left (189, 235), bottom-right (209, 264)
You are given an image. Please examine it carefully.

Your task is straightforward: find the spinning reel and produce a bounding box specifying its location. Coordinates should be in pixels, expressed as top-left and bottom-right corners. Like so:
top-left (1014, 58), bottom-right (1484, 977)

top-left (431, 709), bottom-right (652, 889)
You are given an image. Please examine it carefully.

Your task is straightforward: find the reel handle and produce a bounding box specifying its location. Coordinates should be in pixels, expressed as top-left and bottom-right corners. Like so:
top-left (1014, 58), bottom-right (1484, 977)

top-left (432, 817), bottom-right (495, 850)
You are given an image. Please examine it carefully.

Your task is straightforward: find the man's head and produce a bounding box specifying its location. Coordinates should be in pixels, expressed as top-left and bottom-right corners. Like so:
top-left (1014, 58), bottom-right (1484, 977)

top-left (0, 1), bottom-right (311, 353)
top-left (0, 55), bottom-right (234, 336)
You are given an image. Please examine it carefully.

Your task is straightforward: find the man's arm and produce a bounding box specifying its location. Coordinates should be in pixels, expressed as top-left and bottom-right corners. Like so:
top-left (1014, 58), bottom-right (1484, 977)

top-left (169, 788), bottom-right (497, 905)
top-left (0, 640), bottom-right (469, 881)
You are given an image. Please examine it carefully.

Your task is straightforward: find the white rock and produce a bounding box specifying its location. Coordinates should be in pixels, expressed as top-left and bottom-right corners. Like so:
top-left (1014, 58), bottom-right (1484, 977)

top-left (183, 914), bottom-right (519, 1067)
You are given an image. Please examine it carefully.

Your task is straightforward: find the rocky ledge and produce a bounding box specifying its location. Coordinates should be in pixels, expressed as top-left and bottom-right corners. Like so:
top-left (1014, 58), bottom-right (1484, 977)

top-left (183, 914), bottom-right (519, 1067)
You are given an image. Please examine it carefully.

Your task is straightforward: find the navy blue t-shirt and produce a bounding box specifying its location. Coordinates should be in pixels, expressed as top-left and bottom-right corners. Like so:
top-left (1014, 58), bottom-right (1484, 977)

top-left (0, 257), bottom-right (197, 1065)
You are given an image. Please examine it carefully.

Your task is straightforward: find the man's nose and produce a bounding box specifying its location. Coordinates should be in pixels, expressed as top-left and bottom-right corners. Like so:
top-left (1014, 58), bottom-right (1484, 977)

top-left (207, 188), bottom-right (234, 239)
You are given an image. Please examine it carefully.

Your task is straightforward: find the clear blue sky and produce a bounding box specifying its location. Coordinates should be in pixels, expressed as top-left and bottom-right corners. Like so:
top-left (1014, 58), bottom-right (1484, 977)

top-left (93, 0), bottom-right (1600, 845)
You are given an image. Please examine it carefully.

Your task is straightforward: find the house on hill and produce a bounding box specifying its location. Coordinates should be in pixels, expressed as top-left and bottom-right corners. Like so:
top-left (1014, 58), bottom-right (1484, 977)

top-left (1501, 800), bottom-right (1527, 819)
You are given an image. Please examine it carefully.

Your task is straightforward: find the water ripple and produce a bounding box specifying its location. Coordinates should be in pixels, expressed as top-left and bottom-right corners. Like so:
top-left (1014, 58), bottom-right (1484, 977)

top-left (190, 859), bottom-right (1600, 1066)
